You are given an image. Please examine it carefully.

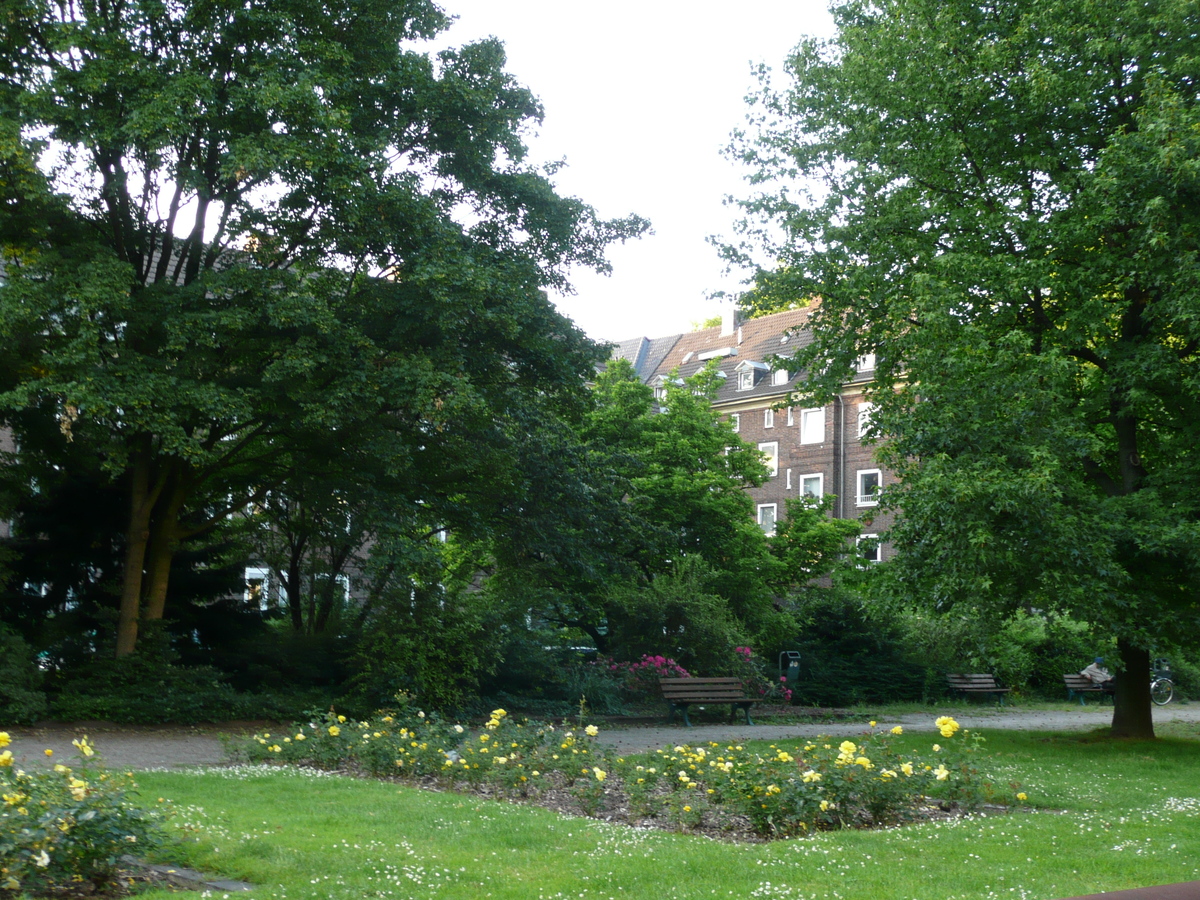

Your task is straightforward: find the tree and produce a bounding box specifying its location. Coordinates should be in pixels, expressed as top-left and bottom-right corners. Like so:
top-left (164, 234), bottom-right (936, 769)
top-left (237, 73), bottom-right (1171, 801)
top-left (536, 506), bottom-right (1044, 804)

top-left (729, 0), bottom-right (1200, 737)
top-left (487, 358), bottom-right (858, 667)
top-left (0, 0), bottom-right (645, 656)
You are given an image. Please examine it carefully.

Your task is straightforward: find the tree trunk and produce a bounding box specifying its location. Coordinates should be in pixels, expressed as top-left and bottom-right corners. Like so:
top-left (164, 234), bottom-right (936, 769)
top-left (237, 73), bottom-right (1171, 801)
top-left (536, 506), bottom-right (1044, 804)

top-left (286, 545), bottom-right (305, 632)
top-left (1110, 640), bottom-right (1154, 739)
top-left (116, 444), bottom-right (160, 657)
top-left (142, 477), bottom-right (187, 621)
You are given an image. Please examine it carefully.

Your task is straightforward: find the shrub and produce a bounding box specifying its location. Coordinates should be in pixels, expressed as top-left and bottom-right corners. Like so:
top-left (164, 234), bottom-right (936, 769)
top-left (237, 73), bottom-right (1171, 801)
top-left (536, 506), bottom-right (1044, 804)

top-left (788, 590), bottom-right (925, 706)
top-left (0, 733), bottom-right (162, 894)
top-left (603, 558), bottom-right (747, 675)
top-left (0, 626), bottom-right (47, 725)
top-left (730, 646), bottom-right (793, 704)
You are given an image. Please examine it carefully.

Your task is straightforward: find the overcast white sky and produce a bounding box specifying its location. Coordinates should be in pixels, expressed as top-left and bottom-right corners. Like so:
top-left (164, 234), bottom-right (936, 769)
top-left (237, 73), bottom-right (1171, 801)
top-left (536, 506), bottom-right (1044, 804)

top-left (439, 1), bottom-right (836, 343)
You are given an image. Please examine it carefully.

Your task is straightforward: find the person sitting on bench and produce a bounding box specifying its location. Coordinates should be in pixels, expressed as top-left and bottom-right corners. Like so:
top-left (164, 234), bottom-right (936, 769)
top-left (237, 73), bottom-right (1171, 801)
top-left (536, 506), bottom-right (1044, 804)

top-left (1080, 657), bottom-right (1116, 693)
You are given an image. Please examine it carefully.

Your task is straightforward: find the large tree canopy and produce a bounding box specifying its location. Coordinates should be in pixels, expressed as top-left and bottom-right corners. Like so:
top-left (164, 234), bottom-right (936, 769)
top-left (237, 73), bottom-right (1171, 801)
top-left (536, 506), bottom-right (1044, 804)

top-left (0, 0), bottom-right (645, 656)
top-left (730, 0), bottom-right (1200, 736)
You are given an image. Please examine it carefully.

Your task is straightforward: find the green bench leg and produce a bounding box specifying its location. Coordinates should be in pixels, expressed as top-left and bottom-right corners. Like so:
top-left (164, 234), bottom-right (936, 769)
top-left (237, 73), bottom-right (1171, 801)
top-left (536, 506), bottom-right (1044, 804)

top-left (732, 702), bottom-right (754, 725)
top-left (667, 702), bottom-right (693, 727)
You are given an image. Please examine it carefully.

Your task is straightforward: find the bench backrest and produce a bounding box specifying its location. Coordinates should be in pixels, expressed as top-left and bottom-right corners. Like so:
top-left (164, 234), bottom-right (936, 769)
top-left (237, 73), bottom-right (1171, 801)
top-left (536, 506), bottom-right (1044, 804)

top-left (946, 673), bottom-right (1001, 688)
top-left (1063, 673), bottom-right (1101, 689)
top-left (659, 677), bottom-right (750, 701)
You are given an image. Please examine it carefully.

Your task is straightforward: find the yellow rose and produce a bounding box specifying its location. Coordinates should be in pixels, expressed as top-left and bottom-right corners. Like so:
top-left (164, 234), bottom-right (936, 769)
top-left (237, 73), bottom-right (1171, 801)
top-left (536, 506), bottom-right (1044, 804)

top-left (328, 725), bottom-right (341, 736)
top-left (891, 725), bottom-right (903, 735)
top-left (0, 733), bottom-right (10, 748)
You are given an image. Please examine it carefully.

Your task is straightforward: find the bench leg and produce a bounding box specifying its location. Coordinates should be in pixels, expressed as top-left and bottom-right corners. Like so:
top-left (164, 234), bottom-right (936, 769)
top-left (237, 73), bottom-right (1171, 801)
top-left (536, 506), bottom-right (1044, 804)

top-left (667, 702), bottom-right (692, 727)
top-left (728, 702), bottom-right (754, 725)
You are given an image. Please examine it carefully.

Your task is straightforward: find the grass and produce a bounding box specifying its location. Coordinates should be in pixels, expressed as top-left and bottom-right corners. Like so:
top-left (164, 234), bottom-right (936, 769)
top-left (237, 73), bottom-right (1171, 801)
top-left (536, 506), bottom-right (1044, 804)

top-left (121, 721), bottom-right (1200, 900)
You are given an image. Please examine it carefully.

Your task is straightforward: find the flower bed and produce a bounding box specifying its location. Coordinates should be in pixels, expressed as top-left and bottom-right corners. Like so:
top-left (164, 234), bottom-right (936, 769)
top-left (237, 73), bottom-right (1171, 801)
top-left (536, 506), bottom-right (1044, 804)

top-left (233, 704), bottom-right (1015, 840)
top-left (0, 733), bottom-right (163, 895)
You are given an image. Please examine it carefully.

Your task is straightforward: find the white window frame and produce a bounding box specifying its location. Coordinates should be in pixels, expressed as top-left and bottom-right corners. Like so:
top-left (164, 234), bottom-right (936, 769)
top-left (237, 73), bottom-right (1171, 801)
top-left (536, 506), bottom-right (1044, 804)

top-left (858, 402), bottom-right (875, 439)
top-left (857, 533), bottom-right (881, 564)
top-left (245, 566), bottom-right (271, 610)
top-left (786, 406), bottom-right (794, 427)
top-left (730, 413), bottom-right (740, 433)
top-left (738, 370), bottom-right (755, 391)
top-left (758, 503), bottom-right (778, 536)
top-left (785, 468), bottom-right (792, 490)
top-left (800, 472), bottom-right (824, 499)
top-left (764, 408), bottom-right (774, 429)
top-left (856, 353), bottom-right (876, 373)
top-left (758, 441), bottom-right (779, 477)
top-left (800, 407), bottom-right (825, 444)
top-left (857, 469), bottom-right (882, 507)
top-left (772, 368), bottom-right (790, 386)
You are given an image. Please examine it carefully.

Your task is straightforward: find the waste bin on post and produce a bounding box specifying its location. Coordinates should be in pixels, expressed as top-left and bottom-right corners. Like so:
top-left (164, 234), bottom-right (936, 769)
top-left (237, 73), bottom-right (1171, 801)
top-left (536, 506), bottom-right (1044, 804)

top-left (779, 651), bottom-right (801, 685)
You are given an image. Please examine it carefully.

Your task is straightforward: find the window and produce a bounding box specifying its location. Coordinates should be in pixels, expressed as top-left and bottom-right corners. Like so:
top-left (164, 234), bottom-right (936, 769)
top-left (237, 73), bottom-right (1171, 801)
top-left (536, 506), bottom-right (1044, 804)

top-left (758, 441), bottom-right (779, 477)
top-left (786, 406), bottom-right (794, 427)
top-left (738, 370), bottom-right (755, 391)
top-left (758, 504), bottom-right (778, 536)
top-left (653, 385), bottom-right (667, 401)
top-left (856, 353), bottom-right (876, 373)
top-left (800, 473), bottom-right (824, 499)
top-left (245, 566), bottom-right (271, 610)
top-left (785, 468), bottom-right (792, 490)
top-left (772, 368), bottom-right (790, 386)
top-left (800, 407), bottom-right (825, 444)
top-left (730, 413), bottom-right (740, 433)
top-left (857, 469), bottom-right (882, 506)
top-left (858, 402), bottom-right (875, 439)
top-left (857, 534), bottom-right (881, 563)
top-left (764, 408), bottom-right (774, 428)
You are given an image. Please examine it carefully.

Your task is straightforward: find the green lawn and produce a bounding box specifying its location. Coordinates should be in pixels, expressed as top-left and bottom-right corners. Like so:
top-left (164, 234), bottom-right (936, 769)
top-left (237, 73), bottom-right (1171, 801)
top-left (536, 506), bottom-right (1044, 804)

top-left (131, 723), bottom-right (1200, 900)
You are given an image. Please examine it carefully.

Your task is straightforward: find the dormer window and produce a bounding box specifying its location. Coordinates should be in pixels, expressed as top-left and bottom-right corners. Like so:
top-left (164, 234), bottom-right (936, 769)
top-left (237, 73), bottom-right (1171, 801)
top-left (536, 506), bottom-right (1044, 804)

top-left (652, 374), bottom-right (681, 401)
top-left (772, 368), bottom-right (790, 386)
top-left (734, 360), bottom-right (769, 391)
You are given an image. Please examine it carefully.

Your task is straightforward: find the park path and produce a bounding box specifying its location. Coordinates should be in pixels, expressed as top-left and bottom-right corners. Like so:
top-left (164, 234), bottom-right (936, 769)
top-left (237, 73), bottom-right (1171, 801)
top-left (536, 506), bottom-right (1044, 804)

top-left (5, 703), bottom-right (1199, 769)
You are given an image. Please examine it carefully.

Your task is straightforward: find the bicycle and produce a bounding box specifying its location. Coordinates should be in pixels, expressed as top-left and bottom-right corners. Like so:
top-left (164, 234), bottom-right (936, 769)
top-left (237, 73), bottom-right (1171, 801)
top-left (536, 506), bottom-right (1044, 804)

top-left (1151, 658), bottom-right (1174, 706)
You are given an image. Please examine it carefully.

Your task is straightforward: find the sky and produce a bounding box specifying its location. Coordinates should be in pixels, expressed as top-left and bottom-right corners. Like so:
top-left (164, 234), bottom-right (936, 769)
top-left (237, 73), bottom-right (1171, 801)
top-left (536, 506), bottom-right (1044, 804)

top-left (437, 1), bottom-right (837, 343)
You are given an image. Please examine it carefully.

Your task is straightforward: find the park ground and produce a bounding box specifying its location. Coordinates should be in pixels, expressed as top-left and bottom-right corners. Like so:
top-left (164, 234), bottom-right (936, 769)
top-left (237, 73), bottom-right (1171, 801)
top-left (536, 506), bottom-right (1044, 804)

top-left (6, 701), bottom-right (1200, 769)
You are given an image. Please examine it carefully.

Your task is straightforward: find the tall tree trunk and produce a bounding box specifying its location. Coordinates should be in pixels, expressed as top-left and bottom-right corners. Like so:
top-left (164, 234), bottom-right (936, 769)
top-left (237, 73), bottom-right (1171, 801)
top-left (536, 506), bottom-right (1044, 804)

top-left (1111, 640), bottom-right (1154, 739)
top-left (116, 442), bottom-right (161, 657)
top-left (142, 476), bottom-right (187, 621)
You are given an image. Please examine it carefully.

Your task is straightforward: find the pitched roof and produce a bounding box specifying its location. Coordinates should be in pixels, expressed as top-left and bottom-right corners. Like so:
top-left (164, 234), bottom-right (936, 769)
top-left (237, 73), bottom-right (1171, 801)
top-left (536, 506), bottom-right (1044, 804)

top-left (606, 333), bottom-right (682, 380)
top-left (621, 306), bottom-right (819, 406)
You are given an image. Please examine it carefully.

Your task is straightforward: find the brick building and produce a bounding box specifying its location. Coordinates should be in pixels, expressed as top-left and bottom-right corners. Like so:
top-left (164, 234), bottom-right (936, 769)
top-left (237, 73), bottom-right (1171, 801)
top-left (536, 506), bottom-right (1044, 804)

top-left (611, 305), bottom-right (893, 561)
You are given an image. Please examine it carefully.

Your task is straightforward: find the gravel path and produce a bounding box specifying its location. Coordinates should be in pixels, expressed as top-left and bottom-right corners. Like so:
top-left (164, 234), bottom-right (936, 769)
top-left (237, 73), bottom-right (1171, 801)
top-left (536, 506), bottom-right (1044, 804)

top-left (6, 704), bottom-right (1198, 769)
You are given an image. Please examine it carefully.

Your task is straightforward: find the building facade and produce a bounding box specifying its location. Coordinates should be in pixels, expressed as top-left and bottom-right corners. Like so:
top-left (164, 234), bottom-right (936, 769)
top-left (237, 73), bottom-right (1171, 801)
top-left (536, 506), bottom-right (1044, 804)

top-left (611, 305), bottom-right (893, 561)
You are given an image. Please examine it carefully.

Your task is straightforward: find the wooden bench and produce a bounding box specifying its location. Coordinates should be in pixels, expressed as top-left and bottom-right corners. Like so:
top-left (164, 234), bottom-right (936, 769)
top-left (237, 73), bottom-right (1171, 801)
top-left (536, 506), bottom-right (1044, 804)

top-left (946, 673), bottom-right (1011, 705)
top-left (659, 677), bottom-right (757, 727)
top-left (1064, 673), bottom-right (1113, 706)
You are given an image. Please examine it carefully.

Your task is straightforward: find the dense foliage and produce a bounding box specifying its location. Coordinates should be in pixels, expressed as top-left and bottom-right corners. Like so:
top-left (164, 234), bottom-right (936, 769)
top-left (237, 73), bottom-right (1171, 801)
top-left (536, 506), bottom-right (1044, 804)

top-left (0, 0), bottom-right (644, 663)
top-left (729, 0), bottom-right (1200, 737)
